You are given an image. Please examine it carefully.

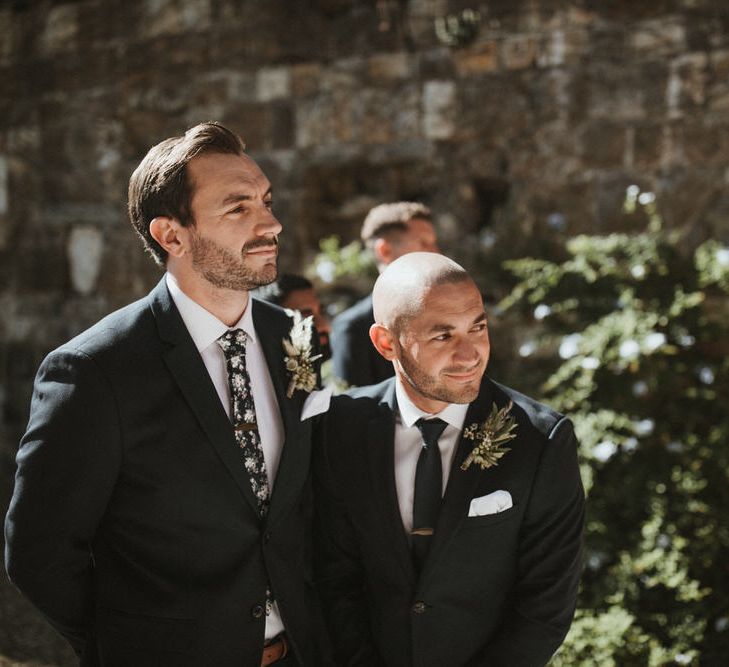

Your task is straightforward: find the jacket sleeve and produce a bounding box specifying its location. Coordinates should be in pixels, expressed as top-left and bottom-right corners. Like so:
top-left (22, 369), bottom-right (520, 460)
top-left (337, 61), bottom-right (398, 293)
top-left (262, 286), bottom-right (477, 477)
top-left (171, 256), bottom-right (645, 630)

top-left (4, 349), bottom-right (122, 657)
top-left (313, 417), bottom-right (385, 666)
top-left (468, 417), bottom-right (585, 667)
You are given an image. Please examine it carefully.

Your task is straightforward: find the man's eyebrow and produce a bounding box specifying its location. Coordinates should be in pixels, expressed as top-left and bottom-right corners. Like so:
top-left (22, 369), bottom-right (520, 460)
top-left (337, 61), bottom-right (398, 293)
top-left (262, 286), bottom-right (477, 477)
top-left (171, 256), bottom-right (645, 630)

top-left (426, 311), bottom-right (487, 334)
top-left (427, 323), bottom-right (454, 334)
top-left (221, 187), bottom-right (273, 206)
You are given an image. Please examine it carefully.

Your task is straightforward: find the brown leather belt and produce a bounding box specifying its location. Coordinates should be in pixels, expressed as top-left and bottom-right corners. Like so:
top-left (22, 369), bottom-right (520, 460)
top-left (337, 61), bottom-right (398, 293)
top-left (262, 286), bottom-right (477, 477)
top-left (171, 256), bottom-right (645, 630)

top-left (261, 634), bottom-right (288, 666)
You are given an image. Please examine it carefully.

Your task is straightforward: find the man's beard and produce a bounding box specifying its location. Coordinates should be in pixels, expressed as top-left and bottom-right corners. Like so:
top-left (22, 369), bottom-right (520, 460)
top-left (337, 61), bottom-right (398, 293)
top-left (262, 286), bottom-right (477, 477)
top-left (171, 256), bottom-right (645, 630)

top-left (397, 344), bottom-right (482, 406)
top-left (190, 232), bottom-right (278, 291)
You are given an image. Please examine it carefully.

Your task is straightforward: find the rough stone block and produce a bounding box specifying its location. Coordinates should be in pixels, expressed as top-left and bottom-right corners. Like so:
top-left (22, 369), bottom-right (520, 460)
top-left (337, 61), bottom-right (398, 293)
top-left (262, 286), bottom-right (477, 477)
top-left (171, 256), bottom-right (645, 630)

top-left (0, 10), bottom-right (15, 65)
top-left (582, 121), bottom-right (627, 168)
top-left (666, 52), bottom-right (708, 118)
top-left (67, 226), bottom-right (104, 296)
top-left (454, 42), bottom-right (499, 76)
top-left (502, 34), bottom-right (538, 70)
top-left (367, 52), bottom-right (412, 82)
top-left (677, 120), bottom-right (729, 167)
top-left (39, 4), bottom-right (79, 55)
top-left (140, 0), bottom-right (211, 38)
top-left (295, 98), bottom-right (335, 148)
top-left (423, 80), bottom-right (456, 140)
top-left (631, 123), bottom-right (664, 169)
top-left (418, 47), bottom-right (456, 79)
top-left (0, 155), bottom-right (7, 217)
top-left (256, 66), bottom-right (291, 102)
top-left (708, 49), bottom-right (729, 111)
top-left (537, 27), bottom-right (588, 68)
top-left (221, 103), bottom-right (269, 150)
top-left (291, 63), bottom-right (322, 98)
top-left (629, 18), bottom-right (686, 55)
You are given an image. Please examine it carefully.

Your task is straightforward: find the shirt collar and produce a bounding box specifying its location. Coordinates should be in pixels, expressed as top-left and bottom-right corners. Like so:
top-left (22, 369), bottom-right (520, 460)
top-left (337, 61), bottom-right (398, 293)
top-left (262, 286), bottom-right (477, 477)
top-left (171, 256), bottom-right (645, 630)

top-left (165, 273), bottom-right (258, 353)
top-left (395, 376), bottom-right (469, 431)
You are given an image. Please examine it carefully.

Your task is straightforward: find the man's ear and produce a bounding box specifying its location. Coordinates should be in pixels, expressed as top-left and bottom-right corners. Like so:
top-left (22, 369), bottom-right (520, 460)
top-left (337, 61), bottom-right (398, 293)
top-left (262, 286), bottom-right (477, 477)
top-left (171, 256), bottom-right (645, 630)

top-left (373, 237), bottom-right (395, 266)
top-left (369, 323), bottom-right (397, 361)
top-left (149, 216), bottom-right (186, 258)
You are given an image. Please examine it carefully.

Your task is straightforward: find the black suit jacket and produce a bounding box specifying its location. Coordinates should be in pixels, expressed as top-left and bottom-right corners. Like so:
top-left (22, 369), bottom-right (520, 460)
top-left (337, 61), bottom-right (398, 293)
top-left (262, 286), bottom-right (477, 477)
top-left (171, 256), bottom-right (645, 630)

top-left (314, 377), bottom-right (585, 667)
top-left (330, 295), bottom-right (393, 388)
top-left (5, 278), bottom-right (327, 666)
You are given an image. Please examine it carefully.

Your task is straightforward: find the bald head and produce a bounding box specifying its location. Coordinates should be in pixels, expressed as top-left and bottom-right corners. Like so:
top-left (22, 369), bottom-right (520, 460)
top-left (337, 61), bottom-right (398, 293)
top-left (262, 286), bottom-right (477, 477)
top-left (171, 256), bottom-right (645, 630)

top-left (372, 252), bottom-right (472, 332)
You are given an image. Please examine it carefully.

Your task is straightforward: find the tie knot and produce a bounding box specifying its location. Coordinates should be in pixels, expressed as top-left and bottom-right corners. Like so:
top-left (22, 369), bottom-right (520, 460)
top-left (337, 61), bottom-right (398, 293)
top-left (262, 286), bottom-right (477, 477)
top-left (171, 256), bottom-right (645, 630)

top-left (217, 329), bottom-right (248, 357)
top-left (415, 418), bottom-right (448, 449)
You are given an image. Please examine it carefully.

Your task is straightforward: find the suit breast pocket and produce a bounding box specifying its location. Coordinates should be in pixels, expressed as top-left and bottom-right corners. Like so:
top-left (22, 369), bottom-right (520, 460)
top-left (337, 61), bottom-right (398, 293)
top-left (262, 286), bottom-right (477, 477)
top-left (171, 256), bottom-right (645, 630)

top-left (462, 505), bottom-right (519, 528)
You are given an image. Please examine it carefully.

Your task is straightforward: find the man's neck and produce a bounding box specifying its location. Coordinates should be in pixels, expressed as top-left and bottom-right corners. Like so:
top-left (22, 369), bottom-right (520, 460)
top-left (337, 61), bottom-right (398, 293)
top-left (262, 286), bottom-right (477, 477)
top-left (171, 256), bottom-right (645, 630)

top-left (395, 370), bottom-right (448, 415)
top-left (167, 268), bottom-right (249, 327)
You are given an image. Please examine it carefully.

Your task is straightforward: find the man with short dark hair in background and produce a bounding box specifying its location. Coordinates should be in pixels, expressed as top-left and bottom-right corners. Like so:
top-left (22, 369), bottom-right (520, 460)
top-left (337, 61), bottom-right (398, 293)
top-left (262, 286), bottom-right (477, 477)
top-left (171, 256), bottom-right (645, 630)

top-left (330, 201), bottom-right (439, 388)
top-left (315, 252), bottom-right (584, 666)
top-left (257, 274), bottom-right (331, 360)
top-left (5, 122), bottom-right (328, 667)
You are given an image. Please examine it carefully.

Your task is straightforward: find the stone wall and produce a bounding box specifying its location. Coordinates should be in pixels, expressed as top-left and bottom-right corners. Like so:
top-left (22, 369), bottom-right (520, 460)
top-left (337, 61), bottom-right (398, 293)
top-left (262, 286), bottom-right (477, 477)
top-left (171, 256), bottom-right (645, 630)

top-left (0, 0), bottom-right (728, 658)
top-left (2, 0), bottom-right (729, 497)
top-left (4, 0), bottom-right (729, 496)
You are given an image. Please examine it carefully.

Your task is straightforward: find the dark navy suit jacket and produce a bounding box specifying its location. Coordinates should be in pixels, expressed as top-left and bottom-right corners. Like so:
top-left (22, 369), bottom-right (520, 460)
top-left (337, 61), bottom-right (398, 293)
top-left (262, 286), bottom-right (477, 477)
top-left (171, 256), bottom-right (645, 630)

top-left (330, 294), bottom-right (393, 388)
top-left (5, 277), bottom-right (328, 666)
top-left (315, 376), bottom-right (584, 667)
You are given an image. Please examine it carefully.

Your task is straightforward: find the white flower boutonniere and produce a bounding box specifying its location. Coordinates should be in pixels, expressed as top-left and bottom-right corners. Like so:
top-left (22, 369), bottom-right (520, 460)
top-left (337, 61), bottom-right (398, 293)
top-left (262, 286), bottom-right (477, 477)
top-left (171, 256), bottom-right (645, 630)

top-left (282, 310), bottom-right (322, 398)
top-left (461, 401), bottom-right (518, 471)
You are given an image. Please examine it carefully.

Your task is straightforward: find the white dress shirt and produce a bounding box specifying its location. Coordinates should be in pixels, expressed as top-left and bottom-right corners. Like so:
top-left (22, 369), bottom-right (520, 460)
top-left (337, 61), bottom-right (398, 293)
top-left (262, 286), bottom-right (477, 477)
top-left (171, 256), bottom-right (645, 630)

top-left (166, 273), bottom-right (285, 639)
top-left (394, 378), bottom-right (469, 537)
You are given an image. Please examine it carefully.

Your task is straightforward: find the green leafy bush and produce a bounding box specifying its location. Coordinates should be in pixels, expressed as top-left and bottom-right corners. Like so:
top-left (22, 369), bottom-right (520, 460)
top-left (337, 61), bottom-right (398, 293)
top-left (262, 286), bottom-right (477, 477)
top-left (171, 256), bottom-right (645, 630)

top-left (501, 187), bottom-right (729, 665)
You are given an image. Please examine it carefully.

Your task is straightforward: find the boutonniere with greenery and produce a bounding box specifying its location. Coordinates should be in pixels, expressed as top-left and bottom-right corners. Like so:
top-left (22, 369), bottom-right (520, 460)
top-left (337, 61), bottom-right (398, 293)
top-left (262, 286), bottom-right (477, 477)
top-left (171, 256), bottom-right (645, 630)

top-left (282, 310), bottom-right (322, 398)
top-left (461, 401), bottom-right (518, 471)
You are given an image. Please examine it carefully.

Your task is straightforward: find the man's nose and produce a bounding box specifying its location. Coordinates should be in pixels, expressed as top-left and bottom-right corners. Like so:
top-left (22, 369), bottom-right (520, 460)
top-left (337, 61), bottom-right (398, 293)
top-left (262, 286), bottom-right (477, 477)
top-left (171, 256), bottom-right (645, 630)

top-left (258, 208), bottom-right (282, 237)
top-left (454, 338), bottom-right (479, 362)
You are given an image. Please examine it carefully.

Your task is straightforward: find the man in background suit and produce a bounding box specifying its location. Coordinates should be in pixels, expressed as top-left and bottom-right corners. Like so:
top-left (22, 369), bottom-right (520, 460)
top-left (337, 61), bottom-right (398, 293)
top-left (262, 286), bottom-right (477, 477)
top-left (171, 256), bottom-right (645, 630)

top-left (330, 202), bottom-right (439, 388)
top-left (257, 273), bottom-right (332, 361)
top-left (5, 123), bottom-right (327, 666)
top-left (315, 253), bottom-right (584, 666)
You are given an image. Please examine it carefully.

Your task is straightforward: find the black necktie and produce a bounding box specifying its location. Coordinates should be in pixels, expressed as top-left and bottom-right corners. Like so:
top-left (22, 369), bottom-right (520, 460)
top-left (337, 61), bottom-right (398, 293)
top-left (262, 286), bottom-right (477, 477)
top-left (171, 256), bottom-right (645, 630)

top-left (412, 417), bottom-right (448, 573)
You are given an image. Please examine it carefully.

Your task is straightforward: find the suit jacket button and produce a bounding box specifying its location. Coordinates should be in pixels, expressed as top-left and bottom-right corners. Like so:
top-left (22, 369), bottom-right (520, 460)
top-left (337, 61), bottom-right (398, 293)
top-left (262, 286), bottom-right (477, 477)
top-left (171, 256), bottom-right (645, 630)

top-left (263, 531), bottom-right (271, 544)
top-left (412, 601), bottom-right (427, 614)
top-left (251, 604), bottom-right (264, 619)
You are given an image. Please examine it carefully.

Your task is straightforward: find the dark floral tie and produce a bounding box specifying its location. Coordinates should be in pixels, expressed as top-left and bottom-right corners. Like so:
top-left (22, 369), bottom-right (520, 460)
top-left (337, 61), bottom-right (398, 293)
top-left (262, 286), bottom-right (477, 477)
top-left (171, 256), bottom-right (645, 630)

top-left (218, 329), bottom-right (275, 616)
top-left (217, 329), bottom-right (270, 515)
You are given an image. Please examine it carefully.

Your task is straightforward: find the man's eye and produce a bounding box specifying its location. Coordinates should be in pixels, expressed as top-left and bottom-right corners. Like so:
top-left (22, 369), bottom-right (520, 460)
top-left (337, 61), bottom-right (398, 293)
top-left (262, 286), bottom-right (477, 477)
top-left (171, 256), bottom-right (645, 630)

top-left (433, 333), bottom-right (450, 342)
top-left (228, 206), bottom-right (244, 214)
top-left (264, 200), bottom-right (274, 209)
top-left (472, 323), bottom-right (488, 332)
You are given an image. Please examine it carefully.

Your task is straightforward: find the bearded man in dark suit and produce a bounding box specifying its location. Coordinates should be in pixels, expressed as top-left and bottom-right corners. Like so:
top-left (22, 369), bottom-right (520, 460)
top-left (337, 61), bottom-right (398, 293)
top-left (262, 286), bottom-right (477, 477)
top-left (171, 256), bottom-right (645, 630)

top-left (5, 122), bottom-right (328, 666)
top-left (315, 252), bottom-right (585, 666)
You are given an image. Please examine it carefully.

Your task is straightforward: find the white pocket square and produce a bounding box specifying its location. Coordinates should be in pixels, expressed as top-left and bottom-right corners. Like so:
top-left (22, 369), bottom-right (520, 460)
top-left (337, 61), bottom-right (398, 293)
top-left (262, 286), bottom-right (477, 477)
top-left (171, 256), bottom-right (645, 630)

top-left (300, 387), bottom-right (332, 421)
top-left (468, 490), bottom-right (513, 517)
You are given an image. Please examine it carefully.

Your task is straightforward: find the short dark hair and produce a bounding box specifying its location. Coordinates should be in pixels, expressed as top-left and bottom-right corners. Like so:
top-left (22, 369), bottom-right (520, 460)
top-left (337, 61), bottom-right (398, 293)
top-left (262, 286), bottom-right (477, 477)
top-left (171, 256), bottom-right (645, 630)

top-left (128, 122), bottom-right (246, 265)
top-left (256, 274), bottom-right (314, 306)
top-left (360, 201), bottom-right (432, 248)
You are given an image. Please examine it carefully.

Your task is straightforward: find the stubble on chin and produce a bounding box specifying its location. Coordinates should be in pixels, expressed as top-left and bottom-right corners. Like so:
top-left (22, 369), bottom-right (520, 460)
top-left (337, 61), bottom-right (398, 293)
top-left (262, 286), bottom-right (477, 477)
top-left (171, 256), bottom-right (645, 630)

top-left (398, 354), bottom-right (479, 406)
top-left (190, 234), bottom-right (278, 291)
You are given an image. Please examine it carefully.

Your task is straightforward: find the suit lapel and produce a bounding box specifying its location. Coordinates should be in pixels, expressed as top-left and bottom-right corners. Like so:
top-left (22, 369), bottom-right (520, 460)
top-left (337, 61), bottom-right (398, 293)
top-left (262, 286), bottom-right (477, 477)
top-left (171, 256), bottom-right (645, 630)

top-left (251, 300), bottom-right (310, 528)
top-left (366, 381), bottom-right (416, 583)
top-left (149, 278), bottom-right (261, 517)
top-left (418, 380), bottom-right (497, 585)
